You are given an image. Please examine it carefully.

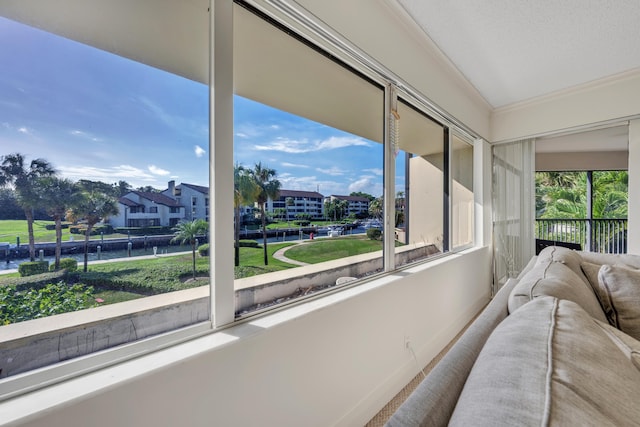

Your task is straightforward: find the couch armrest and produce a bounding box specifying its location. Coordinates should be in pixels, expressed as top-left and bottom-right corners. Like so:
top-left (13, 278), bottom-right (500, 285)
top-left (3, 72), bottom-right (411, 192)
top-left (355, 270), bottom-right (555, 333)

top-left (385, 278), bottom-right (519, 427)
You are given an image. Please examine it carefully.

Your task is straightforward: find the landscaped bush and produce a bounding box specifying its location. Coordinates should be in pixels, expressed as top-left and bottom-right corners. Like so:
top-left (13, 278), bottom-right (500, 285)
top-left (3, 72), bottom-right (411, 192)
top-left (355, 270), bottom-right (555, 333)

top-left (197, 243), bottom-right (210, 256)
top-left (49, 258), bottom-right (78, 272)
top-left (293, 220), bottom-right (310, 226)
top-left (239, 240), bottom-right (259, 248)
top-left (45, 223), bottom-right (70, 230)
top-left (0, 270), bottom-right (70, 292)
top-left (0, 282), bottom-right (95, 325)
top-left (366, 228), bottom-right (382, 241)
top-left (114, 226), bottom-right (174, 236)
top-left (18, 261), bottom-right (49, 277)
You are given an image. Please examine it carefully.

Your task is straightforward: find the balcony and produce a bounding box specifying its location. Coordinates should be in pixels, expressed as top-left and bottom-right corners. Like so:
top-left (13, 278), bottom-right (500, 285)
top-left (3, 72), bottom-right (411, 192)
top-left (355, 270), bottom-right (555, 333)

top-left (535, 218), bottom-right (628, 254)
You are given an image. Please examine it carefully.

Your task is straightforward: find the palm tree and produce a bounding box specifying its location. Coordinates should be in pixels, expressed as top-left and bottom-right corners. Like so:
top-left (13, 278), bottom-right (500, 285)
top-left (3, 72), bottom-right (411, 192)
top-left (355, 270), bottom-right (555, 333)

top-left (67, 191), bottom-right (119, 272)
top-left (285, 197), bottom-right (294, 223)
top-left (37, 177), bottom-right (80, 270)
top-left (234, 164), bottom-right (260, 266)
top-left (250, 162), bottom-right (281, 265)
top-left (0, 153), bottom-right (55, 261)
top-left (368, 197), bottom-right (383, 220)
top-left (171, 219), bottom-right (208, 279)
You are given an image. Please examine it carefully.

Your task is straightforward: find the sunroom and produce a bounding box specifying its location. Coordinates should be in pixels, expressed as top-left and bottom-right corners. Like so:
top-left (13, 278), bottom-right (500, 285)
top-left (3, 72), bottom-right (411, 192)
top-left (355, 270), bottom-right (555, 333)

top-left (0, 1), bottom-right (639, 426)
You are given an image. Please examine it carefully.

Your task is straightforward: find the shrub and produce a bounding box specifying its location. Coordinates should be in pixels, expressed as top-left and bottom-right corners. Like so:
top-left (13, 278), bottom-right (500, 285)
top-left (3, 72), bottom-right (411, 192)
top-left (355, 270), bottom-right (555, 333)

top-left (45, 223), bottom-right (71, 230)
top-left (0, 282), bottom-right (95, 325)
top-left (0, 270), bottom-right (71, 292)
top-left (293, 220), bottom-right (310, 226)
top-left (49, 258), bottom-right (78, 272)
top-left (366, 228), bottom-right (382, 241)
top-left (197, 243), bottom-right (210, 256)
top-left (18, 261), bottom-right (49, 277)
top-left (239, 240), bottom-right (259, 248)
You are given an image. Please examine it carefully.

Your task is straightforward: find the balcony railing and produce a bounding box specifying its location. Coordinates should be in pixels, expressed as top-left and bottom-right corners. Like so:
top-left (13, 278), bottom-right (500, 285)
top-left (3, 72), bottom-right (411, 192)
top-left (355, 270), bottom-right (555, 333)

top-left (535, 218), bottom-right (628, 254)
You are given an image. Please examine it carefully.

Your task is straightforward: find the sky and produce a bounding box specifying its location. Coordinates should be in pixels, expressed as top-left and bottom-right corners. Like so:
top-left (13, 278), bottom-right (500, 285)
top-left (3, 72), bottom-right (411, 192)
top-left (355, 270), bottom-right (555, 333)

top-left (0, 17), bottom-right (384, 197)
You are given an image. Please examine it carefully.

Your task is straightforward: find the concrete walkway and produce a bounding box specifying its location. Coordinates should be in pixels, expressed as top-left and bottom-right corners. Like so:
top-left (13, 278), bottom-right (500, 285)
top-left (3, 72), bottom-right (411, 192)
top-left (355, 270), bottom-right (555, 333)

top-left (272, 242), bottom-right (309, 266)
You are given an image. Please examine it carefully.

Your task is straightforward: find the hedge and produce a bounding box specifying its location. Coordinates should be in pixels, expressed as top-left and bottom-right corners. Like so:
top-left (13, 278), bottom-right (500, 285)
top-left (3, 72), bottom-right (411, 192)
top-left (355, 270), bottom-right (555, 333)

top-left (18, 261), bottom-right (49, 277)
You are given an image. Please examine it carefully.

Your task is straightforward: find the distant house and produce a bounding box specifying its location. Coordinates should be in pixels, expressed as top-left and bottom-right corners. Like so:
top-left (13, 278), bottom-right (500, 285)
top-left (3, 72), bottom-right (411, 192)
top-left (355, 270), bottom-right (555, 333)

top-left (111, 191), bottom-right (184, 228)
top-left (325, 195), bottom-right (370, 216)
top-left (162, 181), bottom-right (209, 222)
top-left (267, 189), bottom-right (325, 220)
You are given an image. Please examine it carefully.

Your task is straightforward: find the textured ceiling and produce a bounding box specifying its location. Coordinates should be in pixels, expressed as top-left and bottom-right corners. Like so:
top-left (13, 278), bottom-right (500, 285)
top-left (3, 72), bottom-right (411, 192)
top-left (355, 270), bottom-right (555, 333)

top-left (396, 0), bottom-right (640, 108)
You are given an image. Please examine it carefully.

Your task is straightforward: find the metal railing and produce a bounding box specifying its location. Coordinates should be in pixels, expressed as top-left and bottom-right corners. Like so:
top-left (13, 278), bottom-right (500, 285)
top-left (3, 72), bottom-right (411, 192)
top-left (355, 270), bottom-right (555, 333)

top-left (535, 218), bottom-right (628, 254)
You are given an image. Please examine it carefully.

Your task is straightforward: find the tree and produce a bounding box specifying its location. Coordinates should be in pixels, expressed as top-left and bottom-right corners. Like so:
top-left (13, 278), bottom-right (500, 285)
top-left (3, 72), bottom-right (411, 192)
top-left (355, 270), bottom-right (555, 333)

top-left (349, 191), bottom-right (375, 202)
top-left (0, 153), bottom-right (56, 261)
top-left (250, 162), bottom-right (281, 265)
top-left (37, 177), bottom-right (80, 269)
top-left (171, 219), bottom-right (208, 280)
top-left (369, 197), bottom-right (383, 220)
top-left (285, 197), bottom-right (294, 222)
top-left (234, 164), bottom-right (260, 266)
top-left (67, 191), bottom-right (119, 272)
top-left (114, 180), bottom-right (132, 197)
top-left (0, 188), bottom-right (23, 220)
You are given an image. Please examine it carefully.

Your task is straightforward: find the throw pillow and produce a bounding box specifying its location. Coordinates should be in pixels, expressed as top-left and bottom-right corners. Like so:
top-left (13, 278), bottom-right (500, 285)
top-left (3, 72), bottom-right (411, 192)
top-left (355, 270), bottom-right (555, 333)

top-left (598, 264), bottom-right (640, 341)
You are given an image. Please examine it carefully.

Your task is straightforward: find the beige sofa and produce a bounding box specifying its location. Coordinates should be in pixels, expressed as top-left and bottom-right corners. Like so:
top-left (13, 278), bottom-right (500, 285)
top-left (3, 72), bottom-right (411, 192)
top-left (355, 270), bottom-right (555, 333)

top-left (387, 246), bottom-right (640, 426)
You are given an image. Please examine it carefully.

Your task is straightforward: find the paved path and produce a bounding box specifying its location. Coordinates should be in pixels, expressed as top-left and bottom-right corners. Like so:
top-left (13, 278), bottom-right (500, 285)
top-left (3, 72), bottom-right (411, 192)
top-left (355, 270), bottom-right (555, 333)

top-left (272, 242), bottom-right (310, 266)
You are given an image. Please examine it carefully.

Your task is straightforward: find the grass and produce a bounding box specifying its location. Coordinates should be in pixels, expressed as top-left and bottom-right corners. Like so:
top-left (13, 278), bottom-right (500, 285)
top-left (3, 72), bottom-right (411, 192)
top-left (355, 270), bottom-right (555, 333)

top-left (284, 236), bottom-right (383, 263)
top-left (0, 219), bottom-right (128, 244)
top-left (0, 237), bottom-right (382, 315)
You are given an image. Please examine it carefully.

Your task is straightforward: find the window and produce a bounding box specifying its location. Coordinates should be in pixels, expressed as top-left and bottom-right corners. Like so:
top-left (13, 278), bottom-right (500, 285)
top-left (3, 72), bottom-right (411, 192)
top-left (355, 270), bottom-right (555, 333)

top-left (394, 99), bottom-right (446, 266)
top-left (0, 0), bottom-right (478, 392)
top-left (233, 3), bottom-right (384, 316)
top-left (0, 10), bottom-right (210, 380)
top-left (451, 134), bottom-right (474, 248)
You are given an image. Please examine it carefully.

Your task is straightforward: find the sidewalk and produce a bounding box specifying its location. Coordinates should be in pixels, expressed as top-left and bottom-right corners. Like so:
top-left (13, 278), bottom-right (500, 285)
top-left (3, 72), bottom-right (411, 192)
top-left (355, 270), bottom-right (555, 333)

top-left (272, 242), bottom-right (309, 266)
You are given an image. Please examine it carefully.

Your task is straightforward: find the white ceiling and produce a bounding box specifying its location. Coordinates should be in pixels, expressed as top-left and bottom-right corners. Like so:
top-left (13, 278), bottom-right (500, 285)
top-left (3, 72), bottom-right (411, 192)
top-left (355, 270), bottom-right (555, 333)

top-left (395, 0), bottom-right (640, 108)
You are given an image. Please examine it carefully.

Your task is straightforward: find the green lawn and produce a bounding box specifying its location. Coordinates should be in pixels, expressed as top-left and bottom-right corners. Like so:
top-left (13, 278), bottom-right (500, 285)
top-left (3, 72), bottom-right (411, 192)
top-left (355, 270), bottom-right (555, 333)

top-left (284, 236), bottom-right (383, 263)
top-left (0, 219), bottom-right (128, 244)
top-left (0, 237), bottom-right (383, 319)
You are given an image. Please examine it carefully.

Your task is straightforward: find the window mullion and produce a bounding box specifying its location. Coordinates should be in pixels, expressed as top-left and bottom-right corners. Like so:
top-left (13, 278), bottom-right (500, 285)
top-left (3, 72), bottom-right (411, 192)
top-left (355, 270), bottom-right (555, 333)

top-left (211, 0), bottom-right (235, 327)
top-left (384, 84), bottom-right (397, 271)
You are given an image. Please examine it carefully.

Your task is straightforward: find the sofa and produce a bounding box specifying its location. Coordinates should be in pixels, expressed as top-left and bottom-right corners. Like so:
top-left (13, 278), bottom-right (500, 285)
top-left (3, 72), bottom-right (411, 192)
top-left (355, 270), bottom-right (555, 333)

top-left (386, 246), bottom-right (640, 426)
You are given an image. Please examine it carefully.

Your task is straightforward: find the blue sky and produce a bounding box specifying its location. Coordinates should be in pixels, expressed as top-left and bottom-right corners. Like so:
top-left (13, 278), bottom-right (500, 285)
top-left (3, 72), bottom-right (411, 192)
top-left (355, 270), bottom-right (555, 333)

top-left (0, 17), bottom-right (384, 197)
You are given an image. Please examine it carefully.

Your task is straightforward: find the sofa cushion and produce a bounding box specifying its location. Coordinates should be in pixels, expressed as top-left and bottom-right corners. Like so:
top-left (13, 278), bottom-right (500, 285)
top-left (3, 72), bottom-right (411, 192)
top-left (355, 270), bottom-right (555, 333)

top-left (449, 297), bottom-right (640, 426)
top-left (508, 256), bottom-right (607, 322)
top-left (579, 251), bottom-right (640, 269)
top-left (597, 264), bottom-right (640, 341)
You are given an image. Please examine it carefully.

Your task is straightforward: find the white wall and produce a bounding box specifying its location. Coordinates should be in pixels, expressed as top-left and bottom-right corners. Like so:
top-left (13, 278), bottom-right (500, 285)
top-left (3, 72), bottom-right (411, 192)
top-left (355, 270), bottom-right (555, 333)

top-left (628, 119), bottom-right (640, 254)
top-left (491, 69), bottom-right (640, 143)
top-left (2, 248), bottom-right (491, 427)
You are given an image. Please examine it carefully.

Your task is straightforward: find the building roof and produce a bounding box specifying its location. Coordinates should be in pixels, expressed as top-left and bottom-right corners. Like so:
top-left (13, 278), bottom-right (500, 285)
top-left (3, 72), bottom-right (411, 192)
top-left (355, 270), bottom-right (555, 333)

top-left (178, 183), bottom-right (209, 195)
top-left (120, 191), bottom-right (183, 207)
top-left (328, 195), bottom-right (370, 202)
top-left (278, 190), bottom-right (324, 199)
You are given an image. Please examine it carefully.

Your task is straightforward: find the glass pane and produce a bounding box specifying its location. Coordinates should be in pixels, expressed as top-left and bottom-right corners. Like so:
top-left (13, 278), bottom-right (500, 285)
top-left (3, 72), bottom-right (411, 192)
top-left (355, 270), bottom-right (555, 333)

top-left (0, 16), bottom-right (209, 378)
top-left (451, 135), bottom-right (474, 248)
top-left (233, 6), bottom-right (384, 317)
top-left (394, 99), bottom-right (445, 266)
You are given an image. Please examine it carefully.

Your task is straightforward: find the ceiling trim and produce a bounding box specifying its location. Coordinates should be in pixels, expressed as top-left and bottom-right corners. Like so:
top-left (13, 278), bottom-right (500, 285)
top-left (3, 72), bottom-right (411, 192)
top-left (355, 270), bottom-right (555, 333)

top-left (493, 67), bottom-right (640, 115)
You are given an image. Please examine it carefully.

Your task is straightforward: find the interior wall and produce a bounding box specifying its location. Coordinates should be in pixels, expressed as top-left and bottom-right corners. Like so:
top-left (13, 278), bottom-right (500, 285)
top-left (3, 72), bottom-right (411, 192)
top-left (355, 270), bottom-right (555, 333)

top-left (628, 119), bottom-right (640, 254)
top-left (536, 151), bottom-right (628, 171)
top-left (3, 248), bottom-right (491, 427)
top-left (490, 70), bottom-right (640, 143)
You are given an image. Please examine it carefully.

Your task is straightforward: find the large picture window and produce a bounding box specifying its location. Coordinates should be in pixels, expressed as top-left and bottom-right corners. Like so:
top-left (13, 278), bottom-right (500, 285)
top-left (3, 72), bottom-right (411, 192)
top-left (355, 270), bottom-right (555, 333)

top-left (0, 0), bottom-right (477, 394)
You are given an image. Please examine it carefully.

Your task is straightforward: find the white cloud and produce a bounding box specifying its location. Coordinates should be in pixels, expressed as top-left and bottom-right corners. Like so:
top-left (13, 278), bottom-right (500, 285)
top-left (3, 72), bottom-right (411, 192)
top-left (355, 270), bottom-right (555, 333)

top-left (18, 127), bottom-right (31, 135)
top-left (363, 168), bottom-right (383, 176)
top-left (148, 165), bottom-right (170, 176)
top-left (254, 135), bottom-right (370, 153)
top-left (58, 164), bottom-right (157, 182)
top-left (281, 162), bottom-right (310, 169)
top-left (194, 145), bottom-right (206, 157)
top-left (316, 166), bottom-right (344, 176)
top-left (70, 129), bottom-right (102, 142)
